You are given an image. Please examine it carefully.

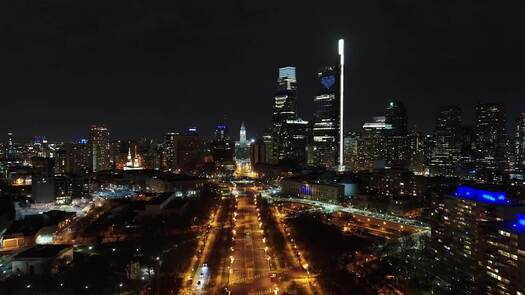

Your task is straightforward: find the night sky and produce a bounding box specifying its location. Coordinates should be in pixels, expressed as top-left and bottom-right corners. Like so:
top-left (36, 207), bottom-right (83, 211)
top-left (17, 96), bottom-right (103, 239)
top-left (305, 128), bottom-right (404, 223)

top-left (1, 1), bottom-right (525, 142)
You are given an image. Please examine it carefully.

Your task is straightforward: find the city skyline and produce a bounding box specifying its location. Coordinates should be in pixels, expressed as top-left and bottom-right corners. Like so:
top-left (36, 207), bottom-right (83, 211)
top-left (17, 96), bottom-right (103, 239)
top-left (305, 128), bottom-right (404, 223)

top-left (1, 2), bottom-right (525, 294)
top-left (1, 2), bottom-right (525, 140)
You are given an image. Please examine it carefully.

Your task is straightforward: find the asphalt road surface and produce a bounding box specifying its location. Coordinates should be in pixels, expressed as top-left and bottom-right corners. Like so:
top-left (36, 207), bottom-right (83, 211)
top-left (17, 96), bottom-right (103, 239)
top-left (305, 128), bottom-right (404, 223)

top-left (230, 192), bottom-right (276, 295)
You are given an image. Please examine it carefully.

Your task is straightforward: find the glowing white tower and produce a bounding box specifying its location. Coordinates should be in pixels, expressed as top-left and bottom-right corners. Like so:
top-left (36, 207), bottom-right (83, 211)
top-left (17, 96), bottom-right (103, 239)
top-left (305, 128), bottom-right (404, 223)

top-left (240, 122), bottom-right (247, 146)
top-left (338, 38), bottom-right (345, 169)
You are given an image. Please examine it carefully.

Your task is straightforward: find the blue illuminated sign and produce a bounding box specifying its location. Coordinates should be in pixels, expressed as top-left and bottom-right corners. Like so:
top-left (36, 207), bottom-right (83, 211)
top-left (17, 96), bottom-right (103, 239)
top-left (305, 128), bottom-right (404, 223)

top-left (454, 185), bottom-right (509, 204)
top-left (321, 75), bottom-right (336, 90)
top-left (79, 139), bottom-right (88, 144)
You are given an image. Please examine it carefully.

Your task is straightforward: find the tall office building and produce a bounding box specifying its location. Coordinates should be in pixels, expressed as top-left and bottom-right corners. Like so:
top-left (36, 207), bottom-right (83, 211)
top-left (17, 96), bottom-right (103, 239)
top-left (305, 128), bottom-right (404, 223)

top-left (356, 116), bottom-right (389, 170)
top-left (384, 100), bottom-right (407, 135)
top-left (475, 103), bottom-right (507, 183)
top-left (211, 122), bottom-right (234, 164)
top-left (343, 131), bottom-right (359, 170)
top-left (88, 125), bottom-right (110, 173)
top-left (312, 66), bottom-right (339, 168)
top-left (516, 113), bottom-right (525, 172)
top-left (430, 106), bottom-right (462, 177)
top-left (383, 100), bottom-right (410, 169)
top-left (281, 119), bottom-right (308, 165)
top-left (165, 129), bottom-right (205, 172)
top-left (63, 141), bottom-right (89, 174)
top-left (262, 130), bottom-right (274, 164)
top-left (250, 139), bottom-right (266, 166)
top-left (272, 66), bottom-right (298, 162)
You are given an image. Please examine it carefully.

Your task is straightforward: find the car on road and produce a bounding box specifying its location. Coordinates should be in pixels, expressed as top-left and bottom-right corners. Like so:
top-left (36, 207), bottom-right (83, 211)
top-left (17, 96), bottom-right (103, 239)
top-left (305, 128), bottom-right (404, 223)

top-left (202, 263), bottom-right (208, 268)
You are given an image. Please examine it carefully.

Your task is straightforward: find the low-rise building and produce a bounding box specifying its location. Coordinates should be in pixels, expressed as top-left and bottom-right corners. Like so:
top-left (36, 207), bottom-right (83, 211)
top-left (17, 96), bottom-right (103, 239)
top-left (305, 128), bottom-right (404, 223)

top-left (12, 244), bottom-right (73, 275)
top-left (281, 178), bottom-right (344, 203)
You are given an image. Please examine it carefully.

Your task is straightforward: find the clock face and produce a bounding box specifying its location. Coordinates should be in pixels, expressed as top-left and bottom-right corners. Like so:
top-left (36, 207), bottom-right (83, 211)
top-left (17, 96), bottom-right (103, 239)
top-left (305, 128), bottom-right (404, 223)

top-left (321, 75), bottom-right (335, 89)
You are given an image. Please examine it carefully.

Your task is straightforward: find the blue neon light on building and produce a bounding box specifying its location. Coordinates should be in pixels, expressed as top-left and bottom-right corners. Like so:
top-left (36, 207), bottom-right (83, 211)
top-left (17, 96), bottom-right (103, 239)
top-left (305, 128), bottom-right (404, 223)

top-left (454, 185), bottom-right (510, 204)
top-left (299, 184), bottom-right (312, 196)
top-left (517, 214), bottom-right (525, 227)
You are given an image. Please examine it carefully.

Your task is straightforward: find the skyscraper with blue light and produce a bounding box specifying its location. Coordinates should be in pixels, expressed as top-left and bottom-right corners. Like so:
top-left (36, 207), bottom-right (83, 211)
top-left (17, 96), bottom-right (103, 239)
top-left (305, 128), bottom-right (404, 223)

top-left (312, 66), bottom-right (339, 168)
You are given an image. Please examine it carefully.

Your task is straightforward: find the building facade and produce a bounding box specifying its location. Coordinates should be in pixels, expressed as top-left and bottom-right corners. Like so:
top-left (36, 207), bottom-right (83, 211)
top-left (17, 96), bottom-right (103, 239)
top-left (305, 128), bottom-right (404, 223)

top-left (312, 66), bottom-right (340, 168)
top-left (88, 125), bottom-right (110, 173)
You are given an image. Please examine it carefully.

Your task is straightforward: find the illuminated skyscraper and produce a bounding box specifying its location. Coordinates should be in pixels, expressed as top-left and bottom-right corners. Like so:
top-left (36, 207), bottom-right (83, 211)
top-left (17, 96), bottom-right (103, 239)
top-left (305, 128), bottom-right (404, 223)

top-left (165, 129), bottom-right (205, 172)
top-left (63, 140), bottom-right (89, 174)
top-left (272, 66), bottom-right (298, 162)
top-left (250, 139), bottom-right (266, 166)
top-left (262, 130), bottom-right (274, 164)
top-left (475, 103), bottom-right (507, 183)
top-left (312, 66), bottom-right (339, 168)
top-left (430, 106), bottom-right (462, 177)
top-left (516, 113), bottom-right (525, 172)
top-left (88, 125), bottom-right (110, 172)
top-left (211, 122), bottom-right (234, 164)
top-left (356, 116), bottom-right (389, 170)
top-left (281, 118), bottom-right (308, 165)
top-left (384, 100), bottom-right (407, 135)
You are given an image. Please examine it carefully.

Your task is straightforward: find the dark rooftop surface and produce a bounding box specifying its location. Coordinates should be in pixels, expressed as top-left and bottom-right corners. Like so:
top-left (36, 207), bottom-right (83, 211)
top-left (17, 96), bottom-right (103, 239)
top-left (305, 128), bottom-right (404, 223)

top-left (146, 192), bottom-right (174, 205)
top-left (15, 244), bottom-right (71, 259)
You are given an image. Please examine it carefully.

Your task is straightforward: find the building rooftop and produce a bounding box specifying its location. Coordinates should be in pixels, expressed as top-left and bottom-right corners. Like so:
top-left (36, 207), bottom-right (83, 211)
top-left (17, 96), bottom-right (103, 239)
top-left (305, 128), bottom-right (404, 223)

top-left (146, 192), bottom-right (175, 205)
top-left (14, 244), bottom-right (71, 259)
top-left (452, 185), bottom-right (518, 205)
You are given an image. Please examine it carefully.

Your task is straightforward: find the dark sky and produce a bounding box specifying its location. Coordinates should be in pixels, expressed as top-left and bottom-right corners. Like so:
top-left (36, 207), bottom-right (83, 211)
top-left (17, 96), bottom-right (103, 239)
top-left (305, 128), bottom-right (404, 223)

top-left (1, 0), bottom-right (525, 142)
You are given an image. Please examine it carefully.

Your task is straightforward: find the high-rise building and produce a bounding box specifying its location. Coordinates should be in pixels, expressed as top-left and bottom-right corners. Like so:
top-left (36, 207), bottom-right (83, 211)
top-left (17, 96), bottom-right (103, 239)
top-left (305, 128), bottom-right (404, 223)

top-left (272, 67), bottom-right (298, 163)
top-left (430, 106), bottom-right (462, 177)
top-left (459, 126), bottom-right (477, 178)
top-left (88, 125), bottom-right (110, 173)
top-left (281, 119), bottom-right (308, 165)
top-left (430, 185), bottom-right (525, 293)
top-left (384, 99), bottom-right (407, 135)
top-left (63, 141), bottom-right (89, 174)
top-left (250, 139), bottom-right (266, 166)
top-left (139, 138), bottom-right (162, 170)
top-left (262, 130), bottom-right (274, 164)
top-left (210, 123), bottom-right (234, 164)
top-left (480, 217), bottom-right (525, 294)
top-left (382, 100), bottom-right (410, 169)
top-left (516, 113), bottom-right (525, 172)
top-left (165, 129), bottom-right (205, 172)
top-left (343, 131), bottom-right (359, 170)
top-left (312, 66), bottom-right (339, 168)
top-left (6, 131), bottom-right (14, 159)
top-left (356, 116), bottom-right (389, 170)
top-left (475, 103), bottom-right (507, 183)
